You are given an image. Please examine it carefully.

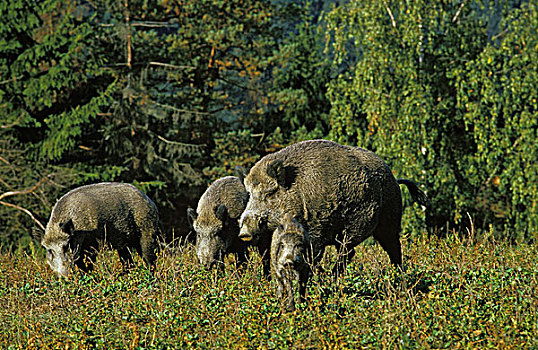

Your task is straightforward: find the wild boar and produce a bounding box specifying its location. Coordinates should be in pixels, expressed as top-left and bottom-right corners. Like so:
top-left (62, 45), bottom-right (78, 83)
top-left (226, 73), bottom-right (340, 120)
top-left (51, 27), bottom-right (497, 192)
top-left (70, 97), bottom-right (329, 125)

top-left (271, 214), bottom-right (310, 312)
top-left (34, 182), bottom-right (160, 277)
top-left (238, 139), bottom-right (427, 275)
top-left (187, 176), bottom-right (249, 270)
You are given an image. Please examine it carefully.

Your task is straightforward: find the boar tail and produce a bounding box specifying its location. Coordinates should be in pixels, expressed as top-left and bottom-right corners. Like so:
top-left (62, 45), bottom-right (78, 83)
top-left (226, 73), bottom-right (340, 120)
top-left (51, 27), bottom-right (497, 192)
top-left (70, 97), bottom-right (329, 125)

top-left (397, 179), bottom-right (427, 207)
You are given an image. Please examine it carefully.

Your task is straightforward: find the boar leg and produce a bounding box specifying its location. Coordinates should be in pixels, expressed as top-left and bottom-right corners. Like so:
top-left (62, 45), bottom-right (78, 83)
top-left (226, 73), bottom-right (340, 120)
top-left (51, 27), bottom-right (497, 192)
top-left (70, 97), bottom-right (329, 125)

top-left (117, 246), bottom-right (135, 271)
top-left (257, 234), bottom-right (272, 277)
top-left (374, 187), bottom-right (403, 266)
top-left (234, 249), bottom-right (249, 271)
top-left (276, 277), bottom-right (284, 300)
top-left (332, 243), bottom-right (356, 277)
top-left (76, 251), bottom-right (96, 273)
top-left (298, 267), bottom-right (310, 304)
top-left (140, 230), bottom-right (157, 271)
top-left (374, 231), bottom-right (402, 266)
top-left (282, 272), bottom-right (296, 312)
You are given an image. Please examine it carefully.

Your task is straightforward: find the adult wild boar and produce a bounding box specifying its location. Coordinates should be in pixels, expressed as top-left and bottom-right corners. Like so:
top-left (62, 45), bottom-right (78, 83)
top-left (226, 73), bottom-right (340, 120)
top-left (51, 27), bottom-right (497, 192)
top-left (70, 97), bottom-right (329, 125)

top-left (271, 214), bottom-right (310, 312)
top-left (238, 139), bottom-right (426, 273)
top-left (35, 182), bottom-right (160, 277)
top-left (187, 176), bottom-right (249, 270)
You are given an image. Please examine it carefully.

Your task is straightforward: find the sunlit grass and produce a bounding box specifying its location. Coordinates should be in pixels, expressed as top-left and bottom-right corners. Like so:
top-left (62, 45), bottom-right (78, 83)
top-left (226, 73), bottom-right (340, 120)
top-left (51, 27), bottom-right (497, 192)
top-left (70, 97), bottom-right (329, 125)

top-left (1, 232), bottom-right (536, 349)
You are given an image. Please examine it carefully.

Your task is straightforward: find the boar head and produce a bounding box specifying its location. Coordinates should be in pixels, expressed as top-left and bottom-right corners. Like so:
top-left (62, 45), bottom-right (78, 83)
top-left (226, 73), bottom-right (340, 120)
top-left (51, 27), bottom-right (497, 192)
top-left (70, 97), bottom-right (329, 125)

top-left (188, 204), bottom-right (230, 270)
top-left (41, 220), bottom-right (82, 277)
top-left (238, 159), bottom-right (290, 243)
top-left (273, 214), bottom-right (308, 271)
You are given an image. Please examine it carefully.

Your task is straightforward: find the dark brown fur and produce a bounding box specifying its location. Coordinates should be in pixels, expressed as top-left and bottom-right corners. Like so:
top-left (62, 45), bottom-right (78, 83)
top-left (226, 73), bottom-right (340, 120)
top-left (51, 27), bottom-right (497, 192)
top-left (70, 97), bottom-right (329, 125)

top-left (36, 182), bottom-right (160, 277)
top-left (271, 214), bottom-right (310, 312)
top-left (187, 176), bottom-right (249, 270)
top-left (239, 139), bottom-right (426, 275)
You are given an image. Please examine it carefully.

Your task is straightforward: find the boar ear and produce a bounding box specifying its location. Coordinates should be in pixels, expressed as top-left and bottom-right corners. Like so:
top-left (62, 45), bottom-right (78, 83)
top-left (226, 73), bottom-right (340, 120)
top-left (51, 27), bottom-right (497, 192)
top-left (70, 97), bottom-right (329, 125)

top-left (187, 208), bottom-right (197, 228)
top-left (235, 165), bottom-right (249, 184)
top-left (60, 219), bottom-right (74, 235)
top-left (214, 204), bottom-right (228, 222)
top-left (282, 213), bottom-right (295, 225)
top-left (266, 159), bottom-right (285, 186)
top-left (31, 226), bottom-right (44, 242)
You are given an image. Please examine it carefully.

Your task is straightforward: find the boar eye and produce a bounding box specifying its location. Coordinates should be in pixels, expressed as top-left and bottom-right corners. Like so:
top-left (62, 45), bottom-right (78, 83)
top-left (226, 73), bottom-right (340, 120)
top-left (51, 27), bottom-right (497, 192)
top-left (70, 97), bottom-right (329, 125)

top-left (261, 186), bottom-right (278, 200)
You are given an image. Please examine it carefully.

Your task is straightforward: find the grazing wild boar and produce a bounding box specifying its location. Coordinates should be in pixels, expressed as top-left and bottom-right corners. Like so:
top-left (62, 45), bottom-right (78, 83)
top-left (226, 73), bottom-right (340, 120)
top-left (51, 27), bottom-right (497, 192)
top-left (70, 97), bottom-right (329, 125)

top-left (271, 214), bottom-right (310, 312)
top-left (238, 139), bottom-right (427, 275)
top-left (34, 182), bottom-right (160, 277)
top-left (187, 176), bottom-right (249, 270)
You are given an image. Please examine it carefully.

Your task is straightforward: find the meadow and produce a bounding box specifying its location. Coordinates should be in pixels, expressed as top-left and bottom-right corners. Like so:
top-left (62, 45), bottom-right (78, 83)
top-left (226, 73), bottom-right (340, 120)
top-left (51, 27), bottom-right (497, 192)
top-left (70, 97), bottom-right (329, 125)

top-left (1, 231), bottom-right (536, 349)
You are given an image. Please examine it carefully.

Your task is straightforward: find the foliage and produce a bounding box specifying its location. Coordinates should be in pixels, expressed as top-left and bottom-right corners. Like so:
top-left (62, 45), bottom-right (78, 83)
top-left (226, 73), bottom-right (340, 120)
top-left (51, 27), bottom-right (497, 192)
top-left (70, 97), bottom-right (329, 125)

top-left (206, 2), bottom-right (333, 182)
top-left (455, 3), bottom-right (538, 240)
top-left (0, 0), bottom-right (285, 244)
top-left (1, 233), bottom-right (536, 348)
top-left (266, 7), bottom-right (332, 143)
top-left (0, 0), bottom-right (118, 247)
top-left (0, 0), bottom-right (536, 248)
top-left (325, 1), bottom-right (537, 239)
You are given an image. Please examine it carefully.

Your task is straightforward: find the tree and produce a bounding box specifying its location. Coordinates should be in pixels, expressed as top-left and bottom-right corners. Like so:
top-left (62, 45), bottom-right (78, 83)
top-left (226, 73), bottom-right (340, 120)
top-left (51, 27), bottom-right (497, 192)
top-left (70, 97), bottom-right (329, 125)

top-left (325, 1), bottom-right (537, 239)
top-left (0, 0), bottom-right (116, 247)
top-left (206, 1), bottom-right (334, 180)
top-left (1, 0), bottom-right (290, 245)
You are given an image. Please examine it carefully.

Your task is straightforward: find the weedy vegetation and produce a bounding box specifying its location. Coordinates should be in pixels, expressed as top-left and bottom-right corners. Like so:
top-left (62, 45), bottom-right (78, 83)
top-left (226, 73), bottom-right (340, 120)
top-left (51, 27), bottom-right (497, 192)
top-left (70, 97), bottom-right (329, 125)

top-left (1, 230), bottom-right (537, 349)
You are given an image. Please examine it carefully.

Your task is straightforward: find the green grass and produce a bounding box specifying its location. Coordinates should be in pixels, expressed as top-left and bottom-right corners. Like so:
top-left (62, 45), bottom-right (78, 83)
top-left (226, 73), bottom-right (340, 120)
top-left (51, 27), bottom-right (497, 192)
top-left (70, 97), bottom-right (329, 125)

top-left (1, 233), bottom-right (537, 349)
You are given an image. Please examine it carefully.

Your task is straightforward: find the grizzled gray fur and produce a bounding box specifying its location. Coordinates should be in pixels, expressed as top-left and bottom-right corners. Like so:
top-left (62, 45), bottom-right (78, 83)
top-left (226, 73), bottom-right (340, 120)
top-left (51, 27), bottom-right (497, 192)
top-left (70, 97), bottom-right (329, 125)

top-left (238, 139), bottom-right (427, 275)
top-left (271, 214), bottom-right (310, 312)
top-left (187, 176), bottom-right (249, 270)
top-left (35, 182), bottom-right (160, 277)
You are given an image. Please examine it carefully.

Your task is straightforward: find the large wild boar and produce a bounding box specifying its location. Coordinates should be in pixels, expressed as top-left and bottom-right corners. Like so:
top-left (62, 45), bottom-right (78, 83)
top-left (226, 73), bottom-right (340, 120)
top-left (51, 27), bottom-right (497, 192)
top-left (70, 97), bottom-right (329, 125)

top-left (238, 139), bottom-right (426, 274)
top-left (271, 214), bottom-right (310, 312)
top-left (187, 176), bottom-right (249, 270)
top-left (34, 182), bottom-right (160, 277)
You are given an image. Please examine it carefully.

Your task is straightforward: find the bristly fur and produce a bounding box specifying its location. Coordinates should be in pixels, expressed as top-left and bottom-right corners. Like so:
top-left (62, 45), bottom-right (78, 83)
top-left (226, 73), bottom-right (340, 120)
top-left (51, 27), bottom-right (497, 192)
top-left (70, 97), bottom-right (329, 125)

top-left (271, 214), bottom-right (310, 312)
top-left (187, 176), bottom-right (249, 270)
top-left (41, 182), bottom-right (161, 277)
top-left (239, 139), bottom-right (427, 278)
top-left (397, 179), bottom-right (428, 206)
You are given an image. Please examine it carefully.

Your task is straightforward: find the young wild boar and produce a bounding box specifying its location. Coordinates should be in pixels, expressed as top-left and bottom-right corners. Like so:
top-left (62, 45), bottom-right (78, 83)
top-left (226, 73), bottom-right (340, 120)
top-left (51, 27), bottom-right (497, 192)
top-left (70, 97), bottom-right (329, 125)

top-left (238, 139), bottom-right (427, 275)
top-left (271, 214), bottom-right (310, 312)
top-left (187, 176), bottom-right (249, 270)
top-left (34, 182), bottom-right (160, 277)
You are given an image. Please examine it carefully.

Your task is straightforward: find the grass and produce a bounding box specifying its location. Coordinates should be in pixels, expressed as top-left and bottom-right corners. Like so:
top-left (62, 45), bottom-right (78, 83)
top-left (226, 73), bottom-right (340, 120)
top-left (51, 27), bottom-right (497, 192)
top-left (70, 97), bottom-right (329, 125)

top-left (0, 232), bottom-right (537, 349)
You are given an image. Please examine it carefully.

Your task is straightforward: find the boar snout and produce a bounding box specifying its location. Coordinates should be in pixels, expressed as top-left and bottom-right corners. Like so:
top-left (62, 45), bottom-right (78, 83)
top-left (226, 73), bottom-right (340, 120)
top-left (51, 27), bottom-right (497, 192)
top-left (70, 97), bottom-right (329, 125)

top-left (196, 239), bottom-right (226, 271)
top-left (44, 240), bottom-right (77, 277)
top-left (48, 256), bottom-right (72, 277)
top-left (279, 250), bottom-right (300, 270)
top-left (238, 211), bottom-right (265, 243)
top-left (238, 226), bottom-right (253, 242)
top-left (200, 257), bottom-right (223, 271)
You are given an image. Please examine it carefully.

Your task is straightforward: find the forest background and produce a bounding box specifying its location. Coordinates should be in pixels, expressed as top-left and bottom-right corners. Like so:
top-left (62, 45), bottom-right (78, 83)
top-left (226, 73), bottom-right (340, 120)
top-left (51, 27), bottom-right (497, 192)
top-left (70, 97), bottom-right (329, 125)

top-left (1, 0), bottom-right (536, 249)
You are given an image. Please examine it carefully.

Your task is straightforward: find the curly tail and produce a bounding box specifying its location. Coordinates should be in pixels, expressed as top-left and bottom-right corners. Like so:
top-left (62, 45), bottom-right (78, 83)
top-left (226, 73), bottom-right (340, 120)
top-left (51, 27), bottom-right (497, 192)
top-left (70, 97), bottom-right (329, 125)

top-left (397, 179), bottom-right (427, 206)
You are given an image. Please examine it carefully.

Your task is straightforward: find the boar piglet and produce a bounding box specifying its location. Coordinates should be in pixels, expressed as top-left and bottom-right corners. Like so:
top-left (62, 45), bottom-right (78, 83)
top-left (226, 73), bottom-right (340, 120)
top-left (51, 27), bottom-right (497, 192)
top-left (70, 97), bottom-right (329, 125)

top-left (187, 176), bottom-right (249, 270)
top-left (271, 214), bottom-right (311, 312)
top-left (34, 182), bottom-right (161, 277)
